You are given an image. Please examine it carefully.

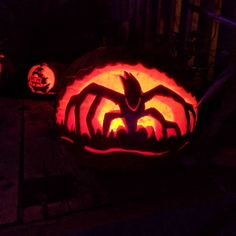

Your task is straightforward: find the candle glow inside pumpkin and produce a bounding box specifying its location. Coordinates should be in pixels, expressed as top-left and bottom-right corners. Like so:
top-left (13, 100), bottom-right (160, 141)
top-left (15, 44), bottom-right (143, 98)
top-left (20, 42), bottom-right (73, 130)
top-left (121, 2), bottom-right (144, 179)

top-left (56, 64), bottom-right (197, 156)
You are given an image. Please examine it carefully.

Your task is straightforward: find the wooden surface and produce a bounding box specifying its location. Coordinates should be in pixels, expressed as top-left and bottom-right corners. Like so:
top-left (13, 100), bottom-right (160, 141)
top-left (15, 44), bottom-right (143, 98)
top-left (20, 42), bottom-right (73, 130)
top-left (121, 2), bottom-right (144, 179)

top-left (0, 98), bottom-right (21, 225)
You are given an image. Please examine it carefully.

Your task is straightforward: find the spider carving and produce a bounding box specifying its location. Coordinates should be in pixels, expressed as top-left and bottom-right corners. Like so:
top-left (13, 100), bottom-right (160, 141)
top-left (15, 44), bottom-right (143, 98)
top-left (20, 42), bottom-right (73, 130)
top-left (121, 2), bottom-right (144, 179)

top-left (65, 71), bottom-right (196, 139)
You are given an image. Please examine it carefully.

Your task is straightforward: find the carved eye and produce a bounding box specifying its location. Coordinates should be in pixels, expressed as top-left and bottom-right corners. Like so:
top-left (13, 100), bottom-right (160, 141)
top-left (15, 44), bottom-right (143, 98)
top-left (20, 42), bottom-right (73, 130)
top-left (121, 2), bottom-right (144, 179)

top-left (56, 64), bottom-right (197, 157)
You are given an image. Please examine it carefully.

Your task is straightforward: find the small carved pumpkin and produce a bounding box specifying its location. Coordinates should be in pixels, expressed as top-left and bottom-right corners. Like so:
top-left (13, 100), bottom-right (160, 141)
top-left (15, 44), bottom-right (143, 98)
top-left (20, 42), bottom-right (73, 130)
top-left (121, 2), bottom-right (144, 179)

top-left (57, 63), bottom-right (198, 157)
top-left (27, 63), bottom-right (56, 94)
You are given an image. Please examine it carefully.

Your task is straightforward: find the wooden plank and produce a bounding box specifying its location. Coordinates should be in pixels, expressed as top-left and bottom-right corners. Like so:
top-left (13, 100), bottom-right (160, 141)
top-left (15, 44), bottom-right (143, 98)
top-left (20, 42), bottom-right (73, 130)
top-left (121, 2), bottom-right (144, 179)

top-left (191, 0), bottom-right (200, 32)
top-left (0, 98), bottom-right (21, 225)
top-left (135, 0), bottom-right (147, 45)
top-left (207, 0), bottom-right (223, 80)
top-left (144, 0), bottom-right (153, 47)
top-left (194, 0), bottom-right (214, 68)
top-left (173, 0), bottom-right (183, 33)
top-left (155, 0), bottom-right (163, 34)
top-left (23, 99), bottom-right (59, 179)
top-left (144, 0), bottom-right (160, 48)
top-left (162, 0), bottom-right (176, 34)
top-left (23, 98), bottom-right (70, 222)
top-left (179, 0), bottom-right (193, 42)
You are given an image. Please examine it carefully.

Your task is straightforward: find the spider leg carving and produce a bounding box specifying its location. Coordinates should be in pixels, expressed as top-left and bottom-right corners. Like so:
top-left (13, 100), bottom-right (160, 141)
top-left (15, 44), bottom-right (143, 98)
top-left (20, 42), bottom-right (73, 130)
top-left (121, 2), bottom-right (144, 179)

top-left (143, 85), bottom-right (196, 133)
top-left (65, 83), bottom-right (122, 135)
top-left (103, 111), bottom-right (123, 137)
top-left (143, 108), bottom-right (181, 139)
top-left (87, 96), bottom-right (102, 136)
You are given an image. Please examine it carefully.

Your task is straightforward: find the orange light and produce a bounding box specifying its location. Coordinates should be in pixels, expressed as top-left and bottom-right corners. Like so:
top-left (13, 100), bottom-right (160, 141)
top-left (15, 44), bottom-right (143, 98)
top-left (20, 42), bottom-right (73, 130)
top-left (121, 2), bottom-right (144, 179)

top-left (56, 63), bottom-right (198, 155)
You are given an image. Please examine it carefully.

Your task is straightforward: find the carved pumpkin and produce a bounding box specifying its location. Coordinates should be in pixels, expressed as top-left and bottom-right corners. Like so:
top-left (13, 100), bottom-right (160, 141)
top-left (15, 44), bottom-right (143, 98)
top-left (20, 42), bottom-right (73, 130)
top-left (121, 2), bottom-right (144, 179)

top-left (27, 63), bottom-right (56, 94)
top-left (57, 63), bottom-right (198, 157)
top-left (0, 54), bottom-right (4, 76)
top-left (0, 54), bottom-right (16, 93)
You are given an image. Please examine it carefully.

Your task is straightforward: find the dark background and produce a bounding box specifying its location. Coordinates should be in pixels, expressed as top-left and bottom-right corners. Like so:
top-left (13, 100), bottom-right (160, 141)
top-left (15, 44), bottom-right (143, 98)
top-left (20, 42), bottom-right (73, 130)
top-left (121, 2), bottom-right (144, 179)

top-left (0, 0), bottom-right (121, 66)
top-left (0, 0), bottom-right (235, 77)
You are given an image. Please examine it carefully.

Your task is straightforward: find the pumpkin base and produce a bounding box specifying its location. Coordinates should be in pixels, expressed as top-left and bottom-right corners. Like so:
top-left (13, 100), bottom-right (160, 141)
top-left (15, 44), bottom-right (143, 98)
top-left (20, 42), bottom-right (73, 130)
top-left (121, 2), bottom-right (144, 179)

top-left (58, 124), bottom-right (193, 171)
top-left (59, 138), bottom-right (190, 172)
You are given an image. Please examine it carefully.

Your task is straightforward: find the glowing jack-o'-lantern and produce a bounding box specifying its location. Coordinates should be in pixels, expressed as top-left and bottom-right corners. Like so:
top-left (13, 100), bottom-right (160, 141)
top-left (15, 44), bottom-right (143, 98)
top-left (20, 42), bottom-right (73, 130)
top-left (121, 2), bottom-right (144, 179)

top-left (27, 63), bottom-right (56, 94)
top-left (57, 64), bottom-right (198, 157)
top-left (0, 54), bottom-right (4, 75)
top-left (0, 54), bottom-right (5, 81)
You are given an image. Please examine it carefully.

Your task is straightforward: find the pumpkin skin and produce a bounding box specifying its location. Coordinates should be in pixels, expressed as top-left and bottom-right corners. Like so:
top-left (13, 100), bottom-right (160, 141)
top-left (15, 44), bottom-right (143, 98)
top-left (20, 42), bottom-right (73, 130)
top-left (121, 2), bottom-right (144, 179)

top-left (57, 63), bottom-right (198, 158)
top-left (27, 63), bottom-right (56, 94)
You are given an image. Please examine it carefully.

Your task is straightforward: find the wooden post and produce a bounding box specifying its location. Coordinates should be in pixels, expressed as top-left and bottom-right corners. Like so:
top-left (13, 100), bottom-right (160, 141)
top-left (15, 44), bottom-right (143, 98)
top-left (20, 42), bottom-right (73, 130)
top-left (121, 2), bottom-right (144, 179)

top-left (128, 0), bottom-right (137, 46)
top-left (194, 0), bottom-right (212, 68)
top-left (191, 0), bottom-right (200, 32)
top-left (17, 99), bottom-right (25, 223)
top-left (207, 0), bottom-right (223, 80)
top-left (156, 0), bottom-right (163, 34)
top-left (144, 0), bottom-right (158, 48)
top-left (135, 0), bottom-right (147, 46)
top-left (179, 0), bottom-right (194, 65)
top-left (162, 0), bottom-right (176, 34)
top-left (188, 0), bottom-right (200, 66)
top-left (173, 0), bottom-right (183, 33)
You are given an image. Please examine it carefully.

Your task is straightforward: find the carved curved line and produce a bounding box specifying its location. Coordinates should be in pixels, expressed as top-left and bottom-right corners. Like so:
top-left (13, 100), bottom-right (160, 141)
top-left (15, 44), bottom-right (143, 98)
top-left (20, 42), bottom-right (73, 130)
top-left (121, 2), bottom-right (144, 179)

top-left (184, 107), bottom-right (191, 133)
top-left (84, 146), bottom-right (169, 157)
top-left (177, 141), bottom-right (190, 151)
top-left (124, 97), bottom-right (142, 112)
top-left (60, 136), bottom-right (74, 144)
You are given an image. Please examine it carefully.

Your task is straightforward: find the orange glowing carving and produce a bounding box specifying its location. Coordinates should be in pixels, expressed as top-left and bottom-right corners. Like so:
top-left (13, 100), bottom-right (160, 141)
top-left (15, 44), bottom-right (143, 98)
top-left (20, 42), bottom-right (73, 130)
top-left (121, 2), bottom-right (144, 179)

top-left (56, 63), bottom-right (198, 156)
top-left (0, 54), bottom-right (5, 77)
top-left (27, 63), bottom-right (55, 94)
